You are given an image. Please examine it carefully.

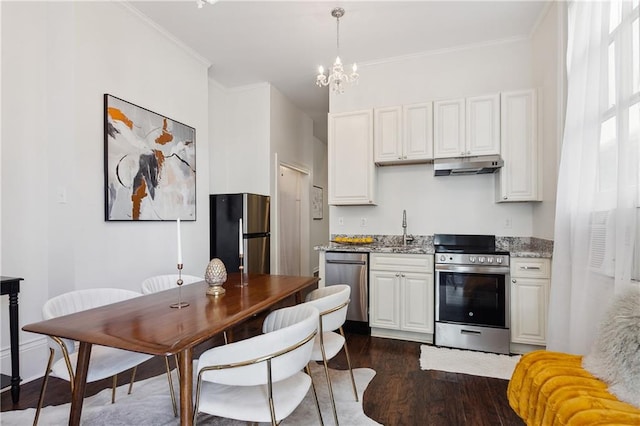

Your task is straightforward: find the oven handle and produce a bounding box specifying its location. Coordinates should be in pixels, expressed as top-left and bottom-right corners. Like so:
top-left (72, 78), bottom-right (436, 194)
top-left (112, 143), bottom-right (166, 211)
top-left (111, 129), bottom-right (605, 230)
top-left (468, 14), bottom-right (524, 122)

top-left (434, 264), bottom-right (510, 275)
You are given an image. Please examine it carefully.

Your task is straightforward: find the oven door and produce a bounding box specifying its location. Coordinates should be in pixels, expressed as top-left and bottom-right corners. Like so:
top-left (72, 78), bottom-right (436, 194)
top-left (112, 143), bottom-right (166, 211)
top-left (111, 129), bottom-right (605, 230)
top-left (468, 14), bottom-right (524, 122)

top-left (435, 265), bottom-right (510, 328)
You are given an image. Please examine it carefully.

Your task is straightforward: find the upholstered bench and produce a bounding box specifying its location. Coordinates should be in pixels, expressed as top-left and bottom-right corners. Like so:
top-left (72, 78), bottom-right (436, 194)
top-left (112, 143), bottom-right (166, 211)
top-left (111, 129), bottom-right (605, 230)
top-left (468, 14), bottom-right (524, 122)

top-left (508, 350), bottom-right (640, 425)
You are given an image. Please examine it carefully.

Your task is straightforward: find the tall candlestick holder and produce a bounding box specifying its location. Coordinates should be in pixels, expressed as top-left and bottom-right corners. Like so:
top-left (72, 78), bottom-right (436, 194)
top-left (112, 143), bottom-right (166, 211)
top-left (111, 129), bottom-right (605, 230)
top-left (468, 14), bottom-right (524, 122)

top-left (170, 263), bottom-right (190, 308)
top-left (238, 254), bottom-right (248, 286)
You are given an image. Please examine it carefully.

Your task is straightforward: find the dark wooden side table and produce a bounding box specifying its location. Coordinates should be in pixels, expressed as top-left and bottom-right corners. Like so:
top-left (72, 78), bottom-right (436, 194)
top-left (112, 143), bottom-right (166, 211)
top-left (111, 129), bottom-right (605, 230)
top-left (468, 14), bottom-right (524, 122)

top-left (1, 276), bottom-right (23, 403)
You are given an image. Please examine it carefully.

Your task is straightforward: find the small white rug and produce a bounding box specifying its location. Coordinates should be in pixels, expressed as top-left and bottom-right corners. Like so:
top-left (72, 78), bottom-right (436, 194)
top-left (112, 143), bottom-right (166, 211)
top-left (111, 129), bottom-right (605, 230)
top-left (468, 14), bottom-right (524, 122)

top-left (420, 345), bottom-right (521, 380)
top-left (1, 363), bottom-right (379, 426)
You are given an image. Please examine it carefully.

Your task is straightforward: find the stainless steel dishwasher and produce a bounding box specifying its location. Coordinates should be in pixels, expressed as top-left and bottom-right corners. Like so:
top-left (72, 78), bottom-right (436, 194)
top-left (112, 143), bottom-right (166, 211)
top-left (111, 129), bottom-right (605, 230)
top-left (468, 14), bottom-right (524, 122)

top-left (325, 251), bottom-right (369, 333)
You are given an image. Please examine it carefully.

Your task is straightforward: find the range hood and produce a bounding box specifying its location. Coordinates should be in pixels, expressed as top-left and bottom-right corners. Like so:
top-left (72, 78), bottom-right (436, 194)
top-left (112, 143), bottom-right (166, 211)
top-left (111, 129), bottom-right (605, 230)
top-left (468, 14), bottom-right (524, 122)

top-left (434, 155), bottom-right (504, 176)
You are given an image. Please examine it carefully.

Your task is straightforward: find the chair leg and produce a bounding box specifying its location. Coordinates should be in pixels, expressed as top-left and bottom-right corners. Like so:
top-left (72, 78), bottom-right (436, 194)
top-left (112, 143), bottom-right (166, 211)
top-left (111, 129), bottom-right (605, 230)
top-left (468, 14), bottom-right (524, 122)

top-left (320, 343), bottom-right (340, 426)
top-left (306, 364), bottom-right (324, 426)
top-left (164, 356), bottom-right (178, 417)
top-left (127, 366), bottom-right (138, 395)
top-left (174, 354), bottom-right (181, 382)
top-left (339, 327), bottom-right (358, 401)
top-left (112, 374), bottom-right (118, 403)
top-left (33, 348), bottom-right (55, 426)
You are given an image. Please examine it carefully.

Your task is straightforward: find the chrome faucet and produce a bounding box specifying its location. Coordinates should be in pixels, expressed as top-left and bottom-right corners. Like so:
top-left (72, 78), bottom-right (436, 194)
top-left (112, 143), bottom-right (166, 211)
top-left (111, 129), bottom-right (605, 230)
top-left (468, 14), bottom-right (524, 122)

top-left (402, 210), bottom-right (414, 246)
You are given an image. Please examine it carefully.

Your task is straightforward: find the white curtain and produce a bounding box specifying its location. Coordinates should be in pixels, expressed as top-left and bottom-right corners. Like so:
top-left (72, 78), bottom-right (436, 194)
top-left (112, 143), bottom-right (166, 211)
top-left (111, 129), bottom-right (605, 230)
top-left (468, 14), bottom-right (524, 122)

top-left (548, 0), bottom-right (639, 355)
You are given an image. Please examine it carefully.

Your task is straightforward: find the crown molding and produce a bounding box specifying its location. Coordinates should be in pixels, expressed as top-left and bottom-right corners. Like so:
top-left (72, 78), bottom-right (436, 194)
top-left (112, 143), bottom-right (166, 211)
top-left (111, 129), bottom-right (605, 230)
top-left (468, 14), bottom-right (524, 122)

top-left (119, 1), bottom-right (212, 68)
top-left (360, 35), bottom-right (530, 68)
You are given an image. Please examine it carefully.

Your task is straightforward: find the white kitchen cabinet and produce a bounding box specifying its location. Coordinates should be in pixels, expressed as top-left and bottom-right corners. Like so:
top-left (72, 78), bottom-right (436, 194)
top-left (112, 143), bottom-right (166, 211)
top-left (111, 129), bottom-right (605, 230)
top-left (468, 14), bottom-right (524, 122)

top-left (328, 110), bottom-right (376, 205)
top-left (466, 94), bottom-right (501, 156)
top-left (374, 103), bottom-right (433, 165)
top-left (510, 257), bottom-right (550, 346)
top-left (496, 89), bottom-right (541, 202)
top-left (433, 98), bottom-right (465, 158)
top-left (434, 94), bottom-right (500, 159)
top-left (370, 254), bottom-right (434, 343)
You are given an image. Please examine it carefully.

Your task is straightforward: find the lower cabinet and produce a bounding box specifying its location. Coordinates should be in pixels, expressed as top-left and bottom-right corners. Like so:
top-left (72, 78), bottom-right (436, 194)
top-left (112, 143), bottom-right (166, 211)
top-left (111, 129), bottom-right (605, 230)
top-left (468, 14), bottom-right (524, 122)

top-left (510, 257), bottom-right (550, 346)
top-left (369, 253), bottom-right (434, 343)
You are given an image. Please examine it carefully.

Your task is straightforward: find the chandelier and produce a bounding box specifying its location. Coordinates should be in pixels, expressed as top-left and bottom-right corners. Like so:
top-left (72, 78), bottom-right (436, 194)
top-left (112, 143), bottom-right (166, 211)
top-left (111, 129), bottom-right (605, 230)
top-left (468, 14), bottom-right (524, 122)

top-left (316, 7), bottom-right (359, 94)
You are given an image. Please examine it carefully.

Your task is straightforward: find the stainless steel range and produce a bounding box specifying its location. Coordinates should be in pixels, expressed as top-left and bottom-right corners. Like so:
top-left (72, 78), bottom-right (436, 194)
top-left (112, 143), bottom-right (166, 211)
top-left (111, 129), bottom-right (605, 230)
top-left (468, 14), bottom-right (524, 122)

top-left (434, 234), bottom-right (511, 354)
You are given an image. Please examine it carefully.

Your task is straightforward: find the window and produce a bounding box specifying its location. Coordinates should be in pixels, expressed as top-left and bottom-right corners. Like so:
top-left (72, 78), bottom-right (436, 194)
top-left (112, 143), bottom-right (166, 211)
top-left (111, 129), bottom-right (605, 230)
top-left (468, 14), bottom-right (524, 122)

top-left (597, 0), bottom-right (640, 280)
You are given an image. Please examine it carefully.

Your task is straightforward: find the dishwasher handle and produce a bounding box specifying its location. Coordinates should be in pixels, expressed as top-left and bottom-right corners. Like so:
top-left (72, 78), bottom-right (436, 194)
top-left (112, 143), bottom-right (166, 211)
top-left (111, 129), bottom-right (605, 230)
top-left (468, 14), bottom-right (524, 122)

top-left (326, 259), bottom-right (367, 265)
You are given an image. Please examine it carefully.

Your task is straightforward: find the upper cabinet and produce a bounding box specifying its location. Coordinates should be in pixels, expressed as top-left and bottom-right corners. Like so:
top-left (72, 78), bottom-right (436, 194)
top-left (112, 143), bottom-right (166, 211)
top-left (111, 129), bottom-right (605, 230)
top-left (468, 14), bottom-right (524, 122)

top-left (496, 89), bottom-right (541, 202)
top-left (328, 110), bottom-right (376, 205)
top-left (374, 102), bottom-right (433, 165)
top-left (433, 94), bottom-right (500, 159)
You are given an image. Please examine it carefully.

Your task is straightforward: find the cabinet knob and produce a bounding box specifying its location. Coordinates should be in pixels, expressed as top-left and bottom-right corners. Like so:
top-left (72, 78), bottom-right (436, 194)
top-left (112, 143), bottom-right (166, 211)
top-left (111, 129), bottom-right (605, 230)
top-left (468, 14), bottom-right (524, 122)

top-left (395, 273), bottom-right (400, 277)
top-left (503, 196), bottom-right (508, 200)
top-left (398, 156), bottom-right (402, 160)
top-left (401, 273), bottom-right (406, 277)
top-left (512, 279), bottom-right (517, 283)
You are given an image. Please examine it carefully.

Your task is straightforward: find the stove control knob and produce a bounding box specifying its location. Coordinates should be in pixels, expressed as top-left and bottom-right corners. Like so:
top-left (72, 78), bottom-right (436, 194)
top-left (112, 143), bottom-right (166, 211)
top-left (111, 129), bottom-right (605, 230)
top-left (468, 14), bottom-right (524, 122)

top-left (496, 257), bottom-right (503, 264)
top-left (487, 257), bottom-right (494, 263)
top-left (478, 256), bottom-right (486, 263)
top-left (469, 256), bottom-right (476, 263)
top-left (439, 255), bottom-right (446, 262)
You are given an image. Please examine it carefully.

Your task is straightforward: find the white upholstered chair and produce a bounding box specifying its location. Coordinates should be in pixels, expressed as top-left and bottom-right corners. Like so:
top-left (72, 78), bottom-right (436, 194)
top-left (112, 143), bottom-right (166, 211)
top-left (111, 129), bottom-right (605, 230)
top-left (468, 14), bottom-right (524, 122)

top-left (140, 274), bottom-right (203, 294)
top-left (304, 284), bottom-right (358, 426)
top-left (193, 304), bottom-right (323, 425)
top-left (34, 288), bottom-right (165, 425)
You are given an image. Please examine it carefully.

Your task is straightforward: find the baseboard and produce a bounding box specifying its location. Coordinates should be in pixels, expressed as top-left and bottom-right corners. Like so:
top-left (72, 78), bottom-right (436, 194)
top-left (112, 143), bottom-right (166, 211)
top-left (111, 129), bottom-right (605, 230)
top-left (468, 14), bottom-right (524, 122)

top-left (509, 342), bottom-right (546, 355)
top-left (371, 327), bottom-right (433, 344)
top-left (1, 336), bottom-right (49, 386)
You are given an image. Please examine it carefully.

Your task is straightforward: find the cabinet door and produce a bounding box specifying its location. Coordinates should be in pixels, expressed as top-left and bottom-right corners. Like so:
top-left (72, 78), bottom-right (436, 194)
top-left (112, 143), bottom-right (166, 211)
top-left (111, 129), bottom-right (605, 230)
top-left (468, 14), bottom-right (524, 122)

top-left (433, 99), bottom-right (465, 158)
top-left (403, 102), bottom-right (433, 162)
top-left (374, 106), bottom-right (403, 164)
top-left (369, 271), bottom-right (400, 329)
top-left (466, 94), bottom-right (500, 156)
top-left (328, 110), bottom-right (376, 205)
top-left (401, 272), bottom-right (434, 334)
top-left (510, 277), bottom-right (548, 345)
top-left (497, 90), bottom-right (541, 202)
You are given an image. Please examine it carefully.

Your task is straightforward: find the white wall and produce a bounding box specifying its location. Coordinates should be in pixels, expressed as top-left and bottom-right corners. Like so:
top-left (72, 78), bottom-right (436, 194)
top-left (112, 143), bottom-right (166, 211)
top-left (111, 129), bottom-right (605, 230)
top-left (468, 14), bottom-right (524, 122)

top-left (269, 86), bottom-right (317, 275)
top-left (310, 137), bottom-right (330, 271)
top-left (209, 82), bottom-right (270, 195)
top-left (329, 38), bottom-right (540, 237)
top-left (531, 1), bottom-right (565, 240)
top-left (1, 1), bottom-right (210, 381)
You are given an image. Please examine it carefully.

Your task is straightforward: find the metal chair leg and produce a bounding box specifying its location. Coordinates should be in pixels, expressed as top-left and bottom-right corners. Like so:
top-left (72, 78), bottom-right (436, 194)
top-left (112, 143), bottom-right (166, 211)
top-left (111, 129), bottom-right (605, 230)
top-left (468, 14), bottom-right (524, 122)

top-left (112, 374), bottom-right (118, 403)
top-left (306, 364), bottom-right (324, 426)
top-left (127, 366), bottom-right (138, 395)
top-left (33, 348), bottom-right (55, 426)
top-left (165, 356), bottom-right (178, 416)
top-left (320, 343), bottom-right (340, 426)
top-left (339, 327), bottom-right (358, 401)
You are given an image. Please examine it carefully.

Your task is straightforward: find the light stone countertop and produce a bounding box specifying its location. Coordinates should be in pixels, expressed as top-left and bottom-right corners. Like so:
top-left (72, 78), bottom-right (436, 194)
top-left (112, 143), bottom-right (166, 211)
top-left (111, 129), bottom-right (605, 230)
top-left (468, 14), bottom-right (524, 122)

top-left (315, 235), bottom-right (553, 258)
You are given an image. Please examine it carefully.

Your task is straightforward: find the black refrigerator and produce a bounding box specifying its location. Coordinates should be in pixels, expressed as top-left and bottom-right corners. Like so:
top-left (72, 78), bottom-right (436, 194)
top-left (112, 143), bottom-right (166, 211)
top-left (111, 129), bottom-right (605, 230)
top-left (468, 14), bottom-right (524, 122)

top-left (210, 193), bottom-right (270, 274)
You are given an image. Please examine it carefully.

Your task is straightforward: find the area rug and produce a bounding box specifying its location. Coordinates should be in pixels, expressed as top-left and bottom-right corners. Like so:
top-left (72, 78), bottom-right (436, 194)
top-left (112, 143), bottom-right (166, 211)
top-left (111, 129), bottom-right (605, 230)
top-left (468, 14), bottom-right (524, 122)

top-left (420, 345), bottom-right (521, 380)
top-left (0, 363), bottom-right (379, 425)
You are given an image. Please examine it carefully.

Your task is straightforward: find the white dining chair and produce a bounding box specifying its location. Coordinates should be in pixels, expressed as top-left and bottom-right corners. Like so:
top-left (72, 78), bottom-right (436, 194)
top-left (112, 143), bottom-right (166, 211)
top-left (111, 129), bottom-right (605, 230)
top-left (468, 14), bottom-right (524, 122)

top-left (192, 303), bottom-right (323, 425)
top-left (140, 274), bottom-right (203, 294)
top-left (34, 288), bottom-right (171, 425)
top-left (304, 284), bottom-right (358, 426)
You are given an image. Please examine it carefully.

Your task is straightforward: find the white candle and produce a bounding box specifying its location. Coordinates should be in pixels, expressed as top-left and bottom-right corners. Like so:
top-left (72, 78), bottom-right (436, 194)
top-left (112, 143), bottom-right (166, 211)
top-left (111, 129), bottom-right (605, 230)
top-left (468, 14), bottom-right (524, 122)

top-left (176, 218), bottom-right (183, 265)
top-left (239, 218), bottom-right (243, 256)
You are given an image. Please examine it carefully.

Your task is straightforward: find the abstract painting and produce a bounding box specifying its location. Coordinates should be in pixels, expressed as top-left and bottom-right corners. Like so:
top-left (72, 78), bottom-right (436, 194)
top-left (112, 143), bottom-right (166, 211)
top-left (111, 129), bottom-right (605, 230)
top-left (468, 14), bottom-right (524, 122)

top-left (104, 94), bottom-right (196, 221)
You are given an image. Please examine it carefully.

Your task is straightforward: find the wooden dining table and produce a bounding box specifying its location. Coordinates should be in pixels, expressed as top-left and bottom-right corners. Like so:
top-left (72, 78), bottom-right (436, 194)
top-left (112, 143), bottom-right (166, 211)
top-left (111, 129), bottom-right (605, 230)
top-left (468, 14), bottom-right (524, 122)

top-left (22, 273), bottom-right (319, 426)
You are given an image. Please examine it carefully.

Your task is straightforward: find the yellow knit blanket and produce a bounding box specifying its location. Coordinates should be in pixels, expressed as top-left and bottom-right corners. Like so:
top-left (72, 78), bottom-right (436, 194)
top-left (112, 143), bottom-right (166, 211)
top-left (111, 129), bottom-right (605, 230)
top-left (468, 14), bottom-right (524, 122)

top-left (507, 350), bottom-right (640, 425)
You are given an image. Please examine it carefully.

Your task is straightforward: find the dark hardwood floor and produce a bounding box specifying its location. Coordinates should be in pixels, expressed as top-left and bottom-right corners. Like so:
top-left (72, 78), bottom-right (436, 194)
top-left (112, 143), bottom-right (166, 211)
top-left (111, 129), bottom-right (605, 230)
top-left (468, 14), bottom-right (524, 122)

top-left (1, 312), bottom-right (524, 425)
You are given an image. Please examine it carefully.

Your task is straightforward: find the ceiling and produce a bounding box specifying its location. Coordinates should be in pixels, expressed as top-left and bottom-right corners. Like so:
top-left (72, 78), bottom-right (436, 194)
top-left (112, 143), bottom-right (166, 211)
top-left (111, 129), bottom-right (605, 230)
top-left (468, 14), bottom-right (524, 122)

top-left (128, 1), bottom-right (549, 142)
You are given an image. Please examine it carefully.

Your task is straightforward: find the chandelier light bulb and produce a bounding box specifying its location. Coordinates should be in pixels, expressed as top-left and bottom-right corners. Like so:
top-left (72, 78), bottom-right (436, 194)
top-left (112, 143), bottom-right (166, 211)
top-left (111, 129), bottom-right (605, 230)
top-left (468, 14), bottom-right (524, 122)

top-left (315, 7), bottom-right (359, 94)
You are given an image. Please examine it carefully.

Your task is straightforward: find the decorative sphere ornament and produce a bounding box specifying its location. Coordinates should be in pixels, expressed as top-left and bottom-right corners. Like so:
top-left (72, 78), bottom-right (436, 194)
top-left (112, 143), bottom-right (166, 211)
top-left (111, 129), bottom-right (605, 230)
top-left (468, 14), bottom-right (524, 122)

top-left (205, 258), bottom-right (227, 296)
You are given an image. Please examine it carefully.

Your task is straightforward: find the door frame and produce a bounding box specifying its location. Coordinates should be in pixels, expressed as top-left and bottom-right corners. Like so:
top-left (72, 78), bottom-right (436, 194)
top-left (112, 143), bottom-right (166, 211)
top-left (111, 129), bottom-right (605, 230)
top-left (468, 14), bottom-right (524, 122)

top-left (273, 154), bottom-right (311, 275)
